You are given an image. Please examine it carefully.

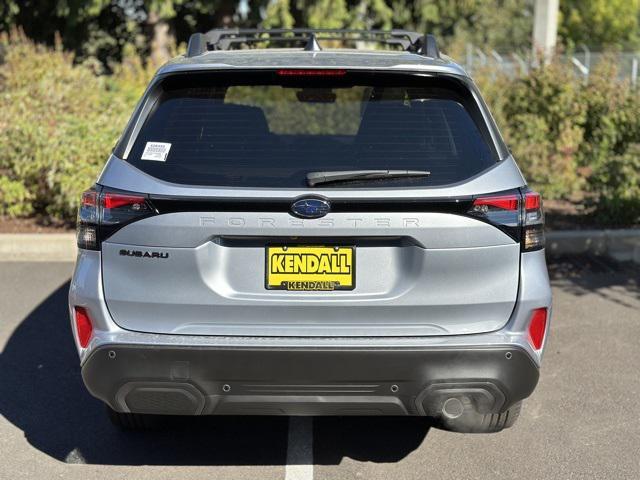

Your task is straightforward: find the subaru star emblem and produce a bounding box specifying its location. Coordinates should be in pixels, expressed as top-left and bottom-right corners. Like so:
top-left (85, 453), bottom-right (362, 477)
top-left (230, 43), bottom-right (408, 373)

top-left (290, 198), bottom-right (331, 219)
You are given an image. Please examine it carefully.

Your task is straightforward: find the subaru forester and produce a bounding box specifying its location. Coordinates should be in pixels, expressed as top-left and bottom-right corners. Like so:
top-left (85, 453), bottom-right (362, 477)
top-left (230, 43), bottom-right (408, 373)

top-left (69, 29), bottom-right (552, 433)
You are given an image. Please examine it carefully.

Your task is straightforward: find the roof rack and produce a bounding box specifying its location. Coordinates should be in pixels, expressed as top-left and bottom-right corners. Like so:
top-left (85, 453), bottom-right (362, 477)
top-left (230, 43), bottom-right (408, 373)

top-left (186, 28), bottom-right (440, 59)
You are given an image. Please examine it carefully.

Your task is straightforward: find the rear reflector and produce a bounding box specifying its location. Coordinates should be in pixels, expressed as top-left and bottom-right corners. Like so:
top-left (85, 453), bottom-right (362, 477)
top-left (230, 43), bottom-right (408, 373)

top-left (277, 69), bottom-right (347, 76)
top-left (527, 308), bottom-right (548, 350)
top-left (74, 306), bottom-right (93, 348)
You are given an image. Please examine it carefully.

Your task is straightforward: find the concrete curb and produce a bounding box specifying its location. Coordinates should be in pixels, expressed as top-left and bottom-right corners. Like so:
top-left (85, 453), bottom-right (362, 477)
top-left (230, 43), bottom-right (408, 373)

top-left (0, 230), bottom-right (638, 263)
top-left (0, 233), bottom-right (77, 262)
top-left (546, 229), bottom-right (640, 263)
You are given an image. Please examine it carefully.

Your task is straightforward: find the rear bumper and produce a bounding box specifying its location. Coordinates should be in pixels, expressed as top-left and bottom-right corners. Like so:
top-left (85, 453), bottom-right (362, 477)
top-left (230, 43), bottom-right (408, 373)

top-left (82, 344), bottom-right (539, 416)
top-left (72, 248), bottom-right (550, 417)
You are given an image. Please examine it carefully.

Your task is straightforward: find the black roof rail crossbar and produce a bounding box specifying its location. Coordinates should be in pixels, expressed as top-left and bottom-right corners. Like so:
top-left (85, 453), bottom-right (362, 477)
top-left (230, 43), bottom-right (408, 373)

top-left (185, 28), bottom-right (440, 59)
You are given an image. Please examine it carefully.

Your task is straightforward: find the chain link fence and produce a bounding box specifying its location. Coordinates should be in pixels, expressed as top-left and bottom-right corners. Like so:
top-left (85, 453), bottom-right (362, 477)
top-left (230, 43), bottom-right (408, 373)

top-left (462, 45), bottom-right (640, 87)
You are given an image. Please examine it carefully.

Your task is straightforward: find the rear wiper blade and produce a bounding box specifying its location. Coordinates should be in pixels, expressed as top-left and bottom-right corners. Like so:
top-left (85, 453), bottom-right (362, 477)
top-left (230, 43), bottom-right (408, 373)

top-left (306, 169), bottom-right (431, 187)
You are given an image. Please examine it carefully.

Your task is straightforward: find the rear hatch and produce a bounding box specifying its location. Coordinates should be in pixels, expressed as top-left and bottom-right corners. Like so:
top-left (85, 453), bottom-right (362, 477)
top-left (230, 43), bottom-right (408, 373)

top-left (98, 70), bottom-right (525, 337)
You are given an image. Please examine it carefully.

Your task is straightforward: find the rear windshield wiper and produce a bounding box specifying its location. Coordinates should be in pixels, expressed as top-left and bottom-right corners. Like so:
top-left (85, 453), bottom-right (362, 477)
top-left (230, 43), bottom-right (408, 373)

top-left (306, 170), bottom-right (431, 187)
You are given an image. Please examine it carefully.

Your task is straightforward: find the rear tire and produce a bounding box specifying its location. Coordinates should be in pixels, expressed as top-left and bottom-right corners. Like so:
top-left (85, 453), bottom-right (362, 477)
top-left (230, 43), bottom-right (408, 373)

top-left (437, 401), bottom-right (522, 433)
top-left (106, 405), bottom-right (159, 430)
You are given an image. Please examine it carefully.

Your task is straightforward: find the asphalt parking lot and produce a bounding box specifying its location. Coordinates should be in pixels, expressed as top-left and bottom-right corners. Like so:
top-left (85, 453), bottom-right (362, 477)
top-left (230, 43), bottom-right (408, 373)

top-left (0, 256), bottom-right (639, 480)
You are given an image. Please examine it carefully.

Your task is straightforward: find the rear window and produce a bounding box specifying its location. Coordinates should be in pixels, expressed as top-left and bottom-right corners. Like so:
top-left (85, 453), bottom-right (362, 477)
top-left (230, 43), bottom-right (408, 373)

top-left (125, 71), bottom-right (498, 188)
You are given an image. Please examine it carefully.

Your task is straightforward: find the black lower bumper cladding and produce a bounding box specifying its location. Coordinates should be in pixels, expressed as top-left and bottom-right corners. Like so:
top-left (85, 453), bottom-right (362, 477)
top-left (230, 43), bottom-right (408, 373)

top-left (82, 344), bottom-right (539, 417)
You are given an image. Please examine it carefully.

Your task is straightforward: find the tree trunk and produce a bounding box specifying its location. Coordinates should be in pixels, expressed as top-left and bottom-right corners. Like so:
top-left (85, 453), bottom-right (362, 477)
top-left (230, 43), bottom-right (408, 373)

top-left (212, 3), bottom-right (237, 28)
top-left (148, 11), bottom-right (172, 66)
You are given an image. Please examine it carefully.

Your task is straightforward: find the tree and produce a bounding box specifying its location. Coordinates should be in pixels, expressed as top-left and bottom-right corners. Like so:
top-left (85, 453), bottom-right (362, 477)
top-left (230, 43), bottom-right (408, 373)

top-left (259, 0), bottom-right (533, 55)
top-left (0, 0), bottom-right (139, 69)
top-left (3, 0), bottom-right (639, 72)
top-left (0, 0), bottom-right (242, 69)
top-left (559, 0), bottom-right (640, 49)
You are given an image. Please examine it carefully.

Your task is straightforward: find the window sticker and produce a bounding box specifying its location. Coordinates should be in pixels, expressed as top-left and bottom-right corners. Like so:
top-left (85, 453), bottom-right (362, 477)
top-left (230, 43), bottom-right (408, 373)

top-left (141, 142), bottom-right (171, 162)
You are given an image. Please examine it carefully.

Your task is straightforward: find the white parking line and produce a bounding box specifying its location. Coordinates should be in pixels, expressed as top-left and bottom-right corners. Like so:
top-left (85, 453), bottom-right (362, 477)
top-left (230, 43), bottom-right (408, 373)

top-left (285, 416), bottom-right (314, 480)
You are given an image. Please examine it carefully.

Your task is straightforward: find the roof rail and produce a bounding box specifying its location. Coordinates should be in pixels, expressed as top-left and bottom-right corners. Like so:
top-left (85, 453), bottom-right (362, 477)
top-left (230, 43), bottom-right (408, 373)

top-left (185, 29), bottom-right (440, 59)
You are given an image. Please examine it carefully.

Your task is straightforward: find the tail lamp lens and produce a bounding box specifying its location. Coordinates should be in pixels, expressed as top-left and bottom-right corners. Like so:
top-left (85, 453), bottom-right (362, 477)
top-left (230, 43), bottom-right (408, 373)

top-left (79, 190), bottom-right (98, 221)
top-left (525, 192), bottom-right (541, 210)
top-left (527, 308), bottom-right (548, 350)
top-left (102, 193), bottom-right (147, 210)
top-left (472, 195), bottom-right (519, 211)
top-left (468, 193), bottom-right (520, 239)
top-left (469, 190), bottom-right (545, 251)
top-left (74, 306), bottom-right (93, 348)
top-left (101, 193), bottom-right (150, 225)
top-left (77, 224), bottom-right (98, 250)
top-left (77, 190), bottom-right (99, 250)
top-left (76, 189), bottom-right (154, 251)
top-left (522, 191), bottom-right (544, 251)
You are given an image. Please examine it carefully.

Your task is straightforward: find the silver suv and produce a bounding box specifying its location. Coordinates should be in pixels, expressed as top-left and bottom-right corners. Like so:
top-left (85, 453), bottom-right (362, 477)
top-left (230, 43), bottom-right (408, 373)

top-left (69, 29), bottom-right (551, 433)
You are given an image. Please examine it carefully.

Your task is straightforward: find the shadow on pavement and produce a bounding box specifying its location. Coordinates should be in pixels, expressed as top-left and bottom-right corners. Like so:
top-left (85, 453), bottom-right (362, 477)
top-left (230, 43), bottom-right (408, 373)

top-left (547, 254), bottom-right (640, 307)
top-left (314, 416), bottom-right (432, 464)
top-left (0, 281), bottom-right (429, 466)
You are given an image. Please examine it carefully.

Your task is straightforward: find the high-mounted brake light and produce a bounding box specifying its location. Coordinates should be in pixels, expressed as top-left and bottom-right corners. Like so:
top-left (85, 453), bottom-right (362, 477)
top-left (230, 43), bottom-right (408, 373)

top-left (527, 308), bottom-right (548, 350)
top-left (277, 69), bottom-right (347, 76)
top-left (74, 306), bottom-right (93, 348)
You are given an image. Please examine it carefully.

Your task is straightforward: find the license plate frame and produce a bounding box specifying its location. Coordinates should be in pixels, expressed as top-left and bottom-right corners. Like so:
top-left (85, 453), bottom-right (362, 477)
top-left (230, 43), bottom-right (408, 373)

top-left (265, 246), bottom-right (355, 291)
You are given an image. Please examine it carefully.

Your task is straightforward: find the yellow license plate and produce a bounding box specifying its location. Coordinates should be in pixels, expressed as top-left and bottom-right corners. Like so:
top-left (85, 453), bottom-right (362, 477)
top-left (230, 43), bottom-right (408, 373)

top-left (266, 246), bottom-right (355, 291)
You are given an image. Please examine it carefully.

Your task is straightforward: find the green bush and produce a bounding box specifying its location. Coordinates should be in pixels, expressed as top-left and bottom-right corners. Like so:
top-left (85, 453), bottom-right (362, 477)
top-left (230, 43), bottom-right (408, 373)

top-left (0, 32), bottom-right (151, 222)
top-left (0, 176), bottom-right (32, 216)
top-left (476, 63), bottom-right (586, 199)
top-left (476, 59), bottom-right (640, 226)
top-left (586, 147), bottom-right (640, 226)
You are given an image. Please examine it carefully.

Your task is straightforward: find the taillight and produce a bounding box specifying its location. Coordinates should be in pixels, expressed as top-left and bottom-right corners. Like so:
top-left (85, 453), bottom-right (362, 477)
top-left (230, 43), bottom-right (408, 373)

top-left (74, 306), bottom-right (93, 348)
top-left (522, 191), bottom-right (544, 251)
top-left (77, 190), bottom-right (99, 250)
top-left (468, 189), bottom-right (545, 250)
top-left (76, 188), bottom-right (155, 250)
top-left (527, 308), bottom-right (548, 350)
top-left (101, 192), bottom-right (151, 225)
top-left (472, 195), bottom-right (519, 211)
top-left (468, 192), bottom-right (520, 239)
